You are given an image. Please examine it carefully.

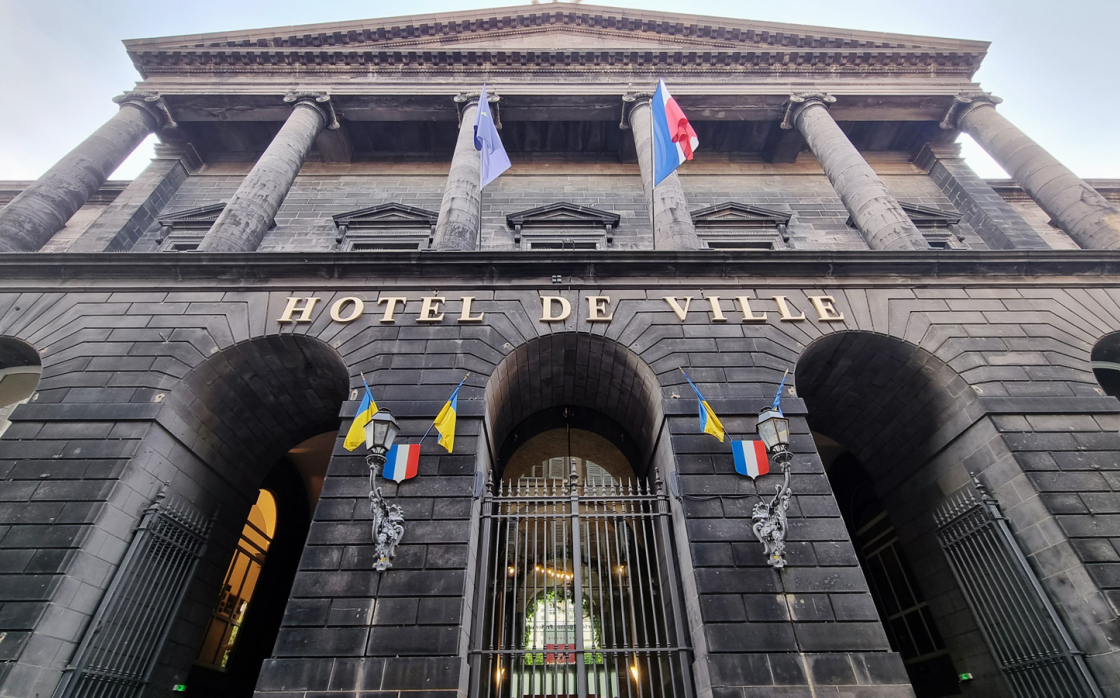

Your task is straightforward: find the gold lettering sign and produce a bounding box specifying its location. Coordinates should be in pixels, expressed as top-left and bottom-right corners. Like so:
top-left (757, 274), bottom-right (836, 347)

top-left (274, 292), bottom-right (848, 328)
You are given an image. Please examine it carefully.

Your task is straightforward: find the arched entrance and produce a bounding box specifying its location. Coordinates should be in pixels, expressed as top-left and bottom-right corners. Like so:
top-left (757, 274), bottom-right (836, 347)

top-left (0, 336), bottom-right (41, 437)
top-left (798, 331), bottom-right (1098, 698)
top-left (472, 334), bottom-right (693, 698)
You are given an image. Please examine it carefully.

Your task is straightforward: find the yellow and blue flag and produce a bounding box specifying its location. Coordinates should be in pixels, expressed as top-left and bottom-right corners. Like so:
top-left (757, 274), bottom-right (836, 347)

top-left (343, 378), bottom-right (379, 452)
top-left (680, 368), bottom-right (725, 442)
top-left (433, 376), bottom-right (468, 453)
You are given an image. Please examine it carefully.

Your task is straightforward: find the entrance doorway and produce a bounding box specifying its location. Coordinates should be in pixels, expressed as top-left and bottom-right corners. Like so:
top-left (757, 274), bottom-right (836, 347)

top-left (473, 412), bottom-right (691, 698)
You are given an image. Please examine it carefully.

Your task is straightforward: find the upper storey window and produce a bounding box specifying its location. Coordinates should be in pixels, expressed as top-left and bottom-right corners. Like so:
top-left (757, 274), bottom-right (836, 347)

top-left (507, 203), bottom-right (620, 251)
top-left (156, 203), bottom-right (226, 252)
top-left (690, 202), bottom-right (792, 251)
top-left (846, 202), bottom-right (967, 250)
top-left (332, 204), bottom-right (437, 252)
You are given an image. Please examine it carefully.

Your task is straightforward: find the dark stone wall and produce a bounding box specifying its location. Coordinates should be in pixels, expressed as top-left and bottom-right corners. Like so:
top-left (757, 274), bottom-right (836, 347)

top-left (1, 264), bottom-right (1120, 697)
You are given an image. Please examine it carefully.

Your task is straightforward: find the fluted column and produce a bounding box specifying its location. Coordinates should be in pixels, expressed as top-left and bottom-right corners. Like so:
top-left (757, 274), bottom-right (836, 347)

top-left (783, 93), bottom-right (928, 251)
top-left (197, 93), bottom-right (334, 252)
top-left (944, 93), bottom-right (1120, 249)
top-left (625, 96), bottom-right (700, 250)
top-left (432, 95), bottom-right (482, 251)
top-left (0, 92), bottom-right (171, 253)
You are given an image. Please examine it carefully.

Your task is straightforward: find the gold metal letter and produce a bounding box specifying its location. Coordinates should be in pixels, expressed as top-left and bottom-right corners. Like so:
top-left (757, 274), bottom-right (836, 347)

top-left (735, 296), bottom-right (768, 322)
top-left (278, 296), bottom-right (320, 323)
top-left (459, 296), bottom-right (484, 323)
top-left (418, 297), bottom-right (446, 323)
top-left (663, 297), bottom-right (693, 321)
top-left (809, 295), bottom-right (845, 322)
top-left (705, 296), bottom-right (727, 322)
top-left (540, 296), bottom-right (572, 322)
top-left (587, 296), bottom-right (613, 322)
top-left (376, 297), bottom-right (407, 323)
top-left (329, 297), bottom-right (364, 323)
top-left (773, 295), bottom-right (806, 322)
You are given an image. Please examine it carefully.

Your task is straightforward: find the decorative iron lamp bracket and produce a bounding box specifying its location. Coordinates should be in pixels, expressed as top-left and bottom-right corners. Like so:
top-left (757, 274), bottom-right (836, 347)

top-left (751, 447), bottom-right (793, 568)
top-left (365, 408), bottom-right (405, 571)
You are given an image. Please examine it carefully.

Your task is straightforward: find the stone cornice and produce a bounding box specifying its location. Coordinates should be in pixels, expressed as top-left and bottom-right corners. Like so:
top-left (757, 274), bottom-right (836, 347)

top-left (2, 250), bottom-right (1120, 288)
top-left (124, 4), bottom-right (987, 79)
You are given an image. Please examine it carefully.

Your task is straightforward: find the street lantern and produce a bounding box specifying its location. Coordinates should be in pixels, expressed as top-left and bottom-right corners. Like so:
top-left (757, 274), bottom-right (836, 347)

top-left (751, 405), bottom-right (794, 568)
top-left (365, 408), bottom-right (401, 459)
top-left (364, 408), bottom-right (405, 571)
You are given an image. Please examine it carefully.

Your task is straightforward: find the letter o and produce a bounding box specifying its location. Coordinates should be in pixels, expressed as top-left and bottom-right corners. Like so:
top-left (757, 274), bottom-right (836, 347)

top-left (330, 297), bottom-right (364, 323)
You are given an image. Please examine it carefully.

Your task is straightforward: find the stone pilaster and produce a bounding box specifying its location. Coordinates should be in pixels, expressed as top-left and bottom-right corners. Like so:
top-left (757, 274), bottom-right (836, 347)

top-left (197, 93), bottom-right (335, 253)
top-left (784, 93), bottom-right (928, 251)
top-left (68, 143), bottom-right (199, 253)
top-left (0, 92), bottom-right (171, 253)
top-left (944, 93), bottom-right (1120, 250)
top-left (625, 96), bottom-right (700, 250)
top-left (914, 143), bottom-right (1050, 250)
top-left (432, 95), bottom-right (482, 251)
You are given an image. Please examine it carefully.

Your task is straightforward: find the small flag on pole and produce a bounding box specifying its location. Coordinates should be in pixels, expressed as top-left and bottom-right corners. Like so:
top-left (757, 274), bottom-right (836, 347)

top-left (343, 378), bottom-right (379, 452)
top-left (732, 440), bottom-right (770, 479)
top-left (475, 85), bottom-right (511, 188)
top-left (652, 79), bottom-right (699, 185)
top-left (680, 368), bottom-right (725, 442)
top-left (433, 376), bottom-right (468, 453)
top-left (772, 369), bottom-right (789, 412)
top-left (383, 443), bottom-right (421, 483)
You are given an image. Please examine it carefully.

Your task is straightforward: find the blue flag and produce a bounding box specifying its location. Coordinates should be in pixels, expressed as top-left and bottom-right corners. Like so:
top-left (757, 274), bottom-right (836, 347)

top-left (772, 369), bottom-right (788, 412)
top-left (474, 85), bottom-right (511, 188)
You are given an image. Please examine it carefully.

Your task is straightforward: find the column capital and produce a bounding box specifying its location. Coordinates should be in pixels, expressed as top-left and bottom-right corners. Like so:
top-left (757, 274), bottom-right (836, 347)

top-left (453, 91), bottom-right (500, 126)
top-left (940, 92), bottom-right (1003, 131)
top-left (113, 91), bottom-right (176, 130)
top-left (780, 92), bottom-right (836, 130)
top-left (283, 91), bottom-right (339, 130)
top-left (619, 91), bottom-right (653, 131)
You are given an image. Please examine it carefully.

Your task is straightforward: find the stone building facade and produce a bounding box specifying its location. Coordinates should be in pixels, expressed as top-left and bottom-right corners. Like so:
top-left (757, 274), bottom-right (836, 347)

top-left (2, 5), bottom-right (1120, 698)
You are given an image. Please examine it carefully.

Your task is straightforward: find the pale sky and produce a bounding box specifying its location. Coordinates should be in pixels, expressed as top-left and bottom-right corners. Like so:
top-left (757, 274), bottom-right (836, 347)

top-left (0, 0), bottom-right (1117, 181)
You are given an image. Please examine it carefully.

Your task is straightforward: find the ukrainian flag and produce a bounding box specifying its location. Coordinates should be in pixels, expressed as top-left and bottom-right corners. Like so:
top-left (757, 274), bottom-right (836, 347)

top-left (434, 377), bottom-right (467, 453)
top-left (680, 369), bottom-right (725, 442)
top-left (343, 382), bottom-right (378, 452)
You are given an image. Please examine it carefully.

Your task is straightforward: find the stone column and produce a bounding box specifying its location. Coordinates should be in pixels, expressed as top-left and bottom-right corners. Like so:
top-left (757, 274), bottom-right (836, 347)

top-left (432, 95), bottom-right (482, 251)
top-left (0, 92), bottom-right (171, 253)
top-left (197, 93), bottom-right (335, 253)
top-left (783, 93), bottom-right (928, 251)
top-left (944, 93), bottom-right (1120, 250)
top-left (625, 96), bottom-right (700, 250)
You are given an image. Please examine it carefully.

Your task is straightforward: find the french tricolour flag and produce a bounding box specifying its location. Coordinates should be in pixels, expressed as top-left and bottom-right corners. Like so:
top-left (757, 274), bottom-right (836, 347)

top-left (732, 440), bottom-right (770, 480)
top-left (383, 443), bottom-right (420, 483)
top-left (652, 79), bottom-right (699, 185)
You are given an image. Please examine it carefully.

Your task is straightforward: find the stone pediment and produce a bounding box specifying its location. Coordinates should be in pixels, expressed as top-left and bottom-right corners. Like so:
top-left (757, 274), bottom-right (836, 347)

top-left (125, 4), bottom-right (986, 76)
top-left (332, 203), bottom-right (439, 230)
top-left (157, 203), bottom-right (225, 229)
top-left (690, 203), bottom-right (792, 228)
top-left (506, 203), bottom-right (620, 231)
top-left (900, 202), bottom-right (962, 226)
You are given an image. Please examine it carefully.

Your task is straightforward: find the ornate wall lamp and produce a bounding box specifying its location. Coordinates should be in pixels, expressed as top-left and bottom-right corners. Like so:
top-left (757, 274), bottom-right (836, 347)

top-left (751, 406), bottom-right (794, 568)
top-left (365, 409), bottom-right (405, 571)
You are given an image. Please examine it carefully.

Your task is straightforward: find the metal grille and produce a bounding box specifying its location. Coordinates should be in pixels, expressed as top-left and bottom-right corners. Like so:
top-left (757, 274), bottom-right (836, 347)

top-left (56, 493), bottom-right (211, 698)
top-left (934, 479), bottom-right (1101, 698)
top-left (470, 473), bottom-right (692, 698)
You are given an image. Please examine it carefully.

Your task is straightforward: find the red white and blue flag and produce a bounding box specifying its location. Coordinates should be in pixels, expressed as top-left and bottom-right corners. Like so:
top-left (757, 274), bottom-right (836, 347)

top-left (732, 440), bottom-right (770, 479)
top-left (652, 79), bottom-right (699, 185)
top-left (383, 443), bottom-right (421, 483)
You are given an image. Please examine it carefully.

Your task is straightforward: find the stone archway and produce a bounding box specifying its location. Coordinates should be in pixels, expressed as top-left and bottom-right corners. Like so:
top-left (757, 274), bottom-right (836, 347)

top-left (0, 335), bottom-right (41, 437)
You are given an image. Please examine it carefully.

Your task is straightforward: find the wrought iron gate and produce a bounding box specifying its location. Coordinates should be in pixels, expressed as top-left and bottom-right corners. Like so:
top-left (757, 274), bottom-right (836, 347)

top-left (934, 478), bottom-right (1101, 697)
top-left (55, 493), bottom-right (211, 698)
top-left (470, 471), bottom-right (693, 698)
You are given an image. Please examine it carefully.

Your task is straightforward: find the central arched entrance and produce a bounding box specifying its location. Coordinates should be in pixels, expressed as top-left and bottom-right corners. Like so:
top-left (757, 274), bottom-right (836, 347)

top-left (472, 334), bottom-right (692, 698)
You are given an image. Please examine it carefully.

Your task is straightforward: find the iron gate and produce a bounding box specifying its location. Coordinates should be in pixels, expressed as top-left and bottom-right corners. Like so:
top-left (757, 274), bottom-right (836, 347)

top-left (470, 471), bottom-right (693, 698)
top-left (55, 492), bottom-right (211, 698)
top-left (934, 478), bottom-right (1101, 697)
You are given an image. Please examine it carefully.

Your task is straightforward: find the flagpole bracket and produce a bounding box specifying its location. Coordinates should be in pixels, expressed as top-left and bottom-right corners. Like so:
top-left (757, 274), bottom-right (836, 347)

top-left (751, 447), bottom-right (793, 569)
top-left (367, 454), bottom-right (406, 572)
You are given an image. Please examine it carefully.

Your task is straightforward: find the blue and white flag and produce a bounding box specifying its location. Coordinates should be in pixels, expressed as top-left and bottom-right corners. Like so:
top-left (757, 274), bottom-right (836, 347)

top-left (475, 85), bottom-right (511, 188)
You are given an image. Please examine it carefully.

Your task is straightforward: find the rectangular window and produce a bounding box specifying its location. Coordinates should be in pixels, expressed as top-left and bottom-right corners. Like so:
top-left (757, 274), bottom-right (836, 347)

top-left (529, 241), bottom-right (599, 250)
top-left (706, 240), bottom-right (774, 250)
top-left (348, 240), bottom-right (426, 251)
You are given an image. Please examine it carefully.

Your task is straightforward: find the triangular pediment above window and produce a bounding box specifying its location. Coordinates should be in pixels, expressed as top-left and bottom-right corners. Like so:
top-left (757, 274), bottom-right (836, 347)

top-left (899, 202), bottom-right (962, 226)
top-left (507, 203), bottom-right (621, 231)
top-left (157, 203), bottom-right (226, 229)
top-left (333, 203), bottom-right (439, 230)
top-left (690, 202), bottom-right (792, 227)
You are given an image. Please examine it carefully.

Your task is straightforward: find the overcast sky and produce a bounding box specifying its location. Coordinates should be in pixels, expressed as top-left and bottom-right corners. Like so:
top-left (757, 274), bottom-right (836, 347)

top-left (1, 0), bottom-right (1116, 181)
